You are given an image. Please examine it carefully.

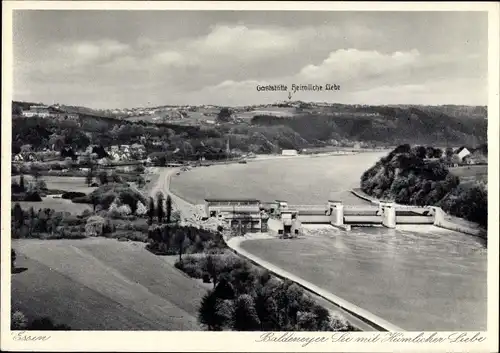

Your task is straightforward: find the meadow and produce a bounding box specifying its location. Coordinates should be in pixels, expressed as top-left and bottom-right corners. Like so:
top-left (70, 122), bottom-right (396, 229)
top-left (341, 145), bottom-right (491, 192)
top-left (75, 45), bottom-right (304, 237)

top-left (11, 238), bottom-right (207, 330)
top-left (169, 152), bottom-right (388, 205)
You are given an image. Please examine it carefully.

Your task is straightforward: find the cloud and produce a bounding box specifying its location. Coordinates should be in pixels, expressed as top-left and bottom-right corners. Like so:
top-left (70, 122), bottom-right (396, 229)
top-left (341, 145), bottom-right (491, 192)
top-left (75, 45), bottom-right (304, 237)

top-left (298, 49), bottom-right (421, 83)
top-left (13, 19), bottom-right (487, 108)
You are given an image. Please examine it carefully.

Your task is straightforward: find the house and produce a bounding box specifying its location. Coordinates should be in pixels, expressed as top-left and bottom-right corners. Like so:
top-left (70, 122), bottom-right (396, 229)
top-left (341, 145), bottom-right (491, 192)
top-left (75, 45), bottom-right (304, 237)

top-left (282, 149), bottom-right (298, 156)
top-left (22, 105), bottom-right (51, 118)
top-left (204, 198), bottom-right (265, 233)
top-left (13, 154), bottom-right (24, 162)
top-left (455, 147), bottom-right (471, 162)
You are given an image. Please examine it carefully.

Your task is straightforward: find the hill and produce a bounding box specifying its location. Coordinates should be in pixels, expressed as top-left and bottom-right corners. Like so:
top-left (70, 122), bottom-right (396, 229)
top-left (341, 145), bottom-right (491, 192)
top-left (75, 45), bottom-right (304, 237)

top-left (12, 101), bottom-right (487, 156)
top-left (12, 238), bottom-right (208, 330)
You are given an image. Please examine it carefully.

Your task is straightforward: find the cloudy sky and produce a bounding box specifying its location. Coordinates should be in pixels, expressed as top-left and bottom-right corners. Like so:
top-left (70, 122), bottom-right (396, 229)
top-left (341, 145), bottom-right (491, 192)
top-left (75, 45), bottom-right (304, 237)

top-left (13, 10), bottom-right (487, 108)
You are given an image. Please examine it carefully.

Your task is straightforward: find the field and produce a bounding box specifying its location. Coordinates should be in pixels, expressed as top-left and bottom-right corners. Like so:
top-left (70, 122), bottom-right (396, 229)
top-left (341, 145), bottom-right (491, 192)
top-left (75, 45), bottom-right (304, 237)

top-left (449, 165), bottom-right (488, 183)
top-left (240, 225), bottom-right (487, 331)
top-left (169, 152), bottom-right (388, 205)
top-left (13, 197), bottom-right (92, 214)
top-left (12, 175), bottom-right (97, 194)
top-left (12, 238), bottom-right (208, 330)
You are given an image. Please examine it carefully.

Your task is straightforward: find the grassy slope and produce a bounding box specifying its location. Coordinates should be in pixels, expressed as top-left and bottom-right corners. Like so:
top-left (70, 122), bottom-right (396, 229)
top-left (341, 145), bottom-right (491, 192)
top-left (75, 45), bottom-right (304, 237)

top-left (12, 238), bottom-right (208, 330)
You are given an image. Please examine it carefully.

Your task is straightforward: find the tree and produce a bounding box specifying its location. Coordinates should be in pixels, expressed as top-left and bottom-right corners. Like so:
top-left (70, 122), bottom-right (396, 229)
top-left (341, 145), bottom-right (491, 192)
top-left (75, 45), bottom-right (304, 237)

top-left (19, 174), bottom-right (25, 192)
top-left (198, 290), bottom-right (231, 331)
top-left (86, 168), bottom-right (93, 186)
top-left (11, 311), bottom-right (28, 330)
top-left (413, 145), bottom-right (427, 159)
top-left (156, 192), bottom-right (164, 223)
top-left (213, 275), bottom-right (235, 299)
top-left (13, 203), bottom-right (24, 229)
top-left (110, 171), bottom-right (121, 183)
top-left (98, 171), bottom-right (108, 185)
top-left (31, 168), bottom-right (41, 184)
top-left (174, 228), bottom-right (187, 262)
top-left (166, 195), bottom-right (173, 224)
top-left (217, 107), bottom-right (232, 123)
top-left (11, 249), bottom-right (17, 270)
top-left (445, 147), bottom-right (454, 159)
top-left (91, 194), bottom-right (99, 212)
top-left (206, 254), bottom-right (219, 289)
top-left (232, 294), bottom-right (261, 331)
top-left (136, 201), bottom-right (147, 216)
top-left (29, 317), bottom-right (71, 330)
top-left (147, 197), bottom-right (155, 224)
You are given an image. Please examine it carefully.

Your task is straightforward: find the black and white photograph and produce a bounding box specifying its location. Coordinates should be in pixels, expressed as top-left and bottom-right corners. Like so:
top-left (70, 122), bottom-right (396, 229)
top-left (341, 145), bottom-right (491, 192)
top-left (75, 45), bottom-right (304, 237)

top-left (1, 2), bottom-right (498, 352)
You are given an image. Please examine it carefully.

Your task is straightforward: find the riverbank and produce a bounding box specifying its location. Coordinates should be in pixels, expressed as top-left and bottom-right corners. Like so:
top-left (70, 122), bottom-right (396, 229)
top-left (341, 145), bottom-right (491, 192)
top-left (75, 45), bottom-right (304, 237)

top-left (351, 188), bottom-right (487, 239)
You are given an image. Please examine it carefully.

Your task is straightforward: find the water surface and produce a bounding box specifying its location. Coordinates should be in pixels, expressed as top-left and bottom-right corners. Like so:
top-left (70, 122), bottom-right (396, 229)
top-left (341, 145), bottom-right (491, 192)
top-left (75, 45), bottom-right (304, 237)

top-left (241, 225), bottom-right (487, 331)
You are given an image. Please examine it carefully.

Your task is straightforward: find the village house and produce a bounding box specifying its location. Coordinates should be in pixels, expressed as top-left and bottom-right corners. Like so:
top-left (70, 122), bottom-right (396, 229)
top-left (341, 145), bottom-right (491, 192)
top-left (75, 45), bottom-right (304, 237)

top-left (282, 149), bottom-right (298, 156)
top-left (22, 105), bottom-right (51, 118)
top-left (455, 146), bottom-right (471, 162)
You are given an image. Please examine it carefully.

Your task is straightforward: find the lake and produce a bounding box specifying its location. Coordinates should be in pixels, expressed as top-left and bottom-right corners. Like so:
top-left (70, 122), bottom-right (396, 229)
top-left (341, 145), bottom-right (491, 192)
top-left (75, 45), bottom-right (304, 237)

top-left (169, 151), bottom-right (388, 205)
top-left (169, 150), bottom-right (487, 331)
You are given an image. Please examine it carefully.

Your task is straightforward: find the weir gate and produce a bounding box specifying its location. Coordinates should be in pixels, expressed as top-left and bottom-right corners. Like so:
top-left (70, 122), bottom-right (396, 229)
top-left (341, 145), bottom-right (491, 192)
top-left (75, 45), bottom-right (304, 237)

top-left (205, 198), bottom-right (439, 236)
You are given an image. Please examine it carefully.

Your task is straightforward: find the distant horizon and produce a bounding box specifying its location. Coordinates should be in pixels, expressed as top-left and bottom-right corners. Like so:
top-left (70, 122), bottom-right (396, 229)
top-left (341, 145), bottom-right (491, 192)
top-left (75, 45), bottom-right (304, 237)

top-left (12, 99), bottom-right (489, 111)
top-left (13, 11), bottom-right (487, 109)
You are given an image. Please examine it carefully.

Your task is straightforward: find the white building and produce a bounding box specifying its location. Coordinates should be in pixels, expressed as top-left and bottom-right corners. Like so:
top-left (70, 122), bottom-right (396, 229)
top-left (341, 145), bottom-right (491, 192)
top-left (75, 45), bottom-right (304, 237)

top-left (457, 147), bottom-right (471, 161)
top-left (282, 149), bottom-right (298, 156)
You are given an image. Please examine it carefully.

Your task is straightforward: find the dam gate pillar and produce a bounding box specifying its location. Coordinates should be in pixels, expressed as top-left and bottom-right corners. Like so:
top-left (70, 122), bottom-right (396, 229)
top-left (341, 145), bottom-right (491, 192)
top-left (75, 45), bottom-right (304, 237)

top-left (381, 202), bottom-right (396, 228)
top-left (328, 200), bottom-right (344, 226)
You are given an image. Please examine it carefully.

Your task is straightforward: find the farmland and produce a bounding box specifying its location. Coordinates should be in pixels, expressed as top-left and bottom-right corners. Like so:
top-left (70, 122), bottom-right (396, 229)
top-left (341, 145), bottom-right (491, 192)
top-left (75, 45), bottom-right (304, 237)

top-left (13, 196), bottom-right (92, 214)
top-left (449, 165), bottom-right (488, 183)
top-left (11, 238), bottom-right (207, 330)
top-left (12, 175), bottom-right (97, 194)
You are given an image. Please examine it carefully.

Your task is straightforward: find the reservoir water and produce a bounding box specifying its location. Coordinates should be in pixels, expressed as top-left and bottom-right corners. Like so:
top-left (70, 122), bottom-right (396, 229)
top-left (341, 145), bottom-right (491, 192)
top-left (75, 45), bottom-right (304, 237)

top-left (170, 151), bottom-right (487, 330)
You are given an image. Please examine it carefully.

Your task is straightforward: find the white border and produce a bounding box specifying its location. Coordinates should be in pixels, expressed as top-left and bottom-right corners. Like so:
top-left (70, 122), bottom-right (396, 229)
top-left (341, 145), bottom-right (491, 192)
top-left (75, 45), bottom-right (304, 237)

top-left (1, 2), bottom-right (499, 352)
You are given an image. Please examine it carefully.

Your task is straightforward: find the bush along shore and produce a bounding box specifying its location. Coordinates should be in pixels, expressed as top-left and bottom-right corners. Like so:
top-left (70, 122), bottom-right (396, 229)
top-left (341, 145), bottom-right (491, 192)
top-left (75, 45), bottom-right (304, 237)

top-left (360, 144), bottom-right (487, 232)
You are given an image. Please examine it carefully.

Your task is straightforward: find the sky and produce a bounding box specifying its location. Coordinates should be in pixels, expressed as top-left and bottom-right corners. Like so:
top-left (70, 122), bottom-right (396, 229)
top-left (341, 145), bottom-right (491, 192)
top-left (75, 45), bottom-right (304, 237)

top-left (13, 10), bottom-right (488, 109)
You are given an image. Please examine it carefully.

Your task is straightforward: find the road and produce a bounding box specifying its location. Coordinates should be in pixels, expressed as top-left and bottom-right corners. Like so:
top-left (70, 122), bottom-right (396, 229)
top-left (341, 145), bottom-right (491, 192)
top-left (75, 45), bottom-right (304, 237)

top-left (147, 167), bottom-right (219, 229)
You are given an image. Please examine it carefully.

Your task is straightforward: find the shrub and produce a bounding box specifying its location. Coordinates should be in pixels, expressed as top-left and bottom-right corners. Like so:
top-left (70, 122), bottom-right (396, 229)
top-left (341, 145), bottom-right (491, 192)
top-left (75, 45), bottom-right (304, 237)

top-left (12, 191), bottom-right (43, 202)
top-left (117, 204), bottom-right (132, 216)
top-left (85, 215), bottom-right (106, 237)
top-left (202, 273), bottom-right (211, 283)
top-left (71, 195), bottom-right (88, 204)
top-left (136, 201), bottom-right (147, 216)
top-left (61, 191), bottom-right (87, 200)
top-left (11, 311), bottom-right (28, 330)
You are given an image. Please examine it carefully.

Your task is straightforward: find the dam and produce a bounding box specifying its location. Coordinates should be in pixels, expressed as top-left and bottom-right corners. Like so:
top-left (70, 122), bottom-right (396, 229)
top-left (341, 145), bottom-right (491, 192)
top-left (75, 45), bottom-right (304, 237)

top-left (204, 198), bottom-right (441, 237)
